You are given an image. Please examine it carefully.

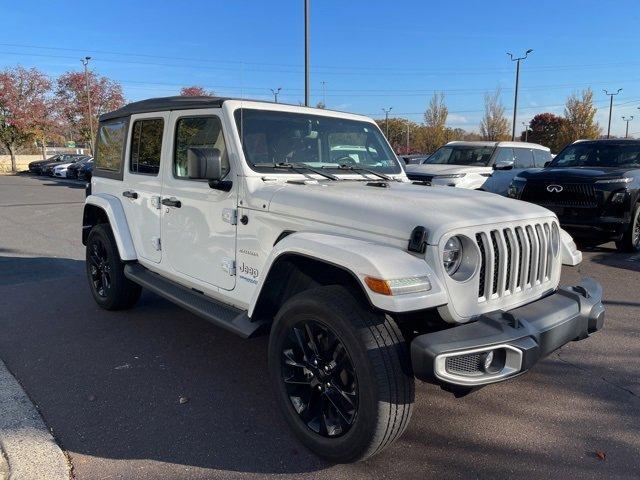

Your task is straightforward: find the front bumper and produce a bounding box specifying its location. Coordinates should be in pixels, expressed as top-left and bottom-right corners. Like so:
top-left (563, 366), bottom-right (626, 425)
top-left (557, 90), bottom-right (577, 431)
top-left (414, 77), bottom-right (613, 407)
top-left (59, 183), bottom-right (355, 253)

top-left (411, 278), bottom-right (604, 387)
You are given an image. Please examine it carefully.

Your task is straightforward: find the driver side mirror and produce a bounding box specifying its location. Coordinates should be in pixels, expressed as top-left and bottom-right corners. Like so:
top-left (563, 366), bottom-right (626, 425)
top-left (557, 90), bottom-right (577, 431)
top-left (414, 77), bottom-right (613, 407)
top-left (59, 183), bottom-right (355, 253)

top-left (187, 147), bottom-right (223, 180)
top-left (493, 160), bottom-right (514, 170)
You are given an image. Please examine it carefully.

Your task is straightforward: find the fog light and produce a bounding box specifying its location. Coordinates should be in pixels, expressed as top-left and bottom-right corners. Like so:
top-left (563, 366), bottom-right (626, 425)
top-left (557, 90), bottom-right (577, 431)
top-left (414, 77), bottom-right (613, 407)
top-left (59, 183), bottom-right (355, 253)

top-left (611, 191), bottom-right (627, 203)
top-left (482, 351), bottom-right (494, 371)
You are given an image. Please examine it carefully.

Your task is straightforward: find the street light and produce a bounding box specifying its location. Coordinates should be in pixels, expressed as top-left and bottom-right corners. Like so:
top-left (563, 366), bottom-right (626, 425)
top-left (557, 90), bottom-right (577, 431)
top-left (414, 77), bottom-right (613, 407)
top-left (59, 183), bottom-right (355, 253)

top-left (603, 89), bottom-right (622, 138)
top-left (304, 0), bottom-right (310, 106)
top-left (81, 56), bottom-right (94, 154)
top-left (507, 49), bottom-right (533, 141)
top-left (622, 116), bottom-right (634, 138)
top-left (321, 80), bottom-right (327, 106)
top-left (522, 121), bottom-right (530, 142)
top-left (270, 87), bottom-right (282, 103)
top-left (382, 107), bottom-right (393, 138)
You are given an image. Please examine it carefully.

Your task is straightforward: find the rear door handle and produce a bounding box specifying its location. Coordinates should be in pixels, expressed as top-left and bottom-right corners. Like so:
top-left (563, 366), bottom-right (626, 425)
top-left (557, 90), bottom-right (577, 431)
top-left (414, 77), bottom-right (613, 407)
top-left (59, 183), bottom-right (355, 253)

top-left (122, 190), bottom-right (138, 199)
top-left (161, 197), bottom-right (181, 208)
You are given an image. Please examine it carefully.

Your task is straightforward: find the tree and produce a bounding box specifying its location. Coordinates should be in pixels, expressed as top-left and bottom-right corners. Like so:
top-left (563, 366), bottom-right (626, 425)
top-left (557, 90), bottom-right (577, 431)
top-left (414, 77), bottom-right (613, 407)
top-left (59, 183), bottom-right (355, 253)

top-left (316, 101), bottom-right (326, 109)
top-left (180, 86), bottom-right (215, 97)
top-left (480, 88), bottom-right (510, 141)
top-left (421, 92), bottom-right (448, 153)
top-left (561, 88), bottom-right (600, 144)
top-left (56, 71), bottom-right (124, 151)
top-left (0, 66), bottom-right (52, 172)
top-left (521, 113), bottom-right (567, 152)
top-left (375, 117), bottom-right (417, 152)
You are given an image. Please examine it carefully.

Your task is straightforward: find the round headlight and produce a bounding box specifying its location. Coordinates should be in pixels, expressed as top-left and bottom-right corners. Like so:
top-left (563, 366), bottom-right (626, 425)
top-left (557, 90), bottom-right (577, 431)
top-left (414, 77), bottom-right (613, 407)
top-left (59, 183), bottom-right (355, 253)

top-left (443, 236), bottom-right (463, 275)
top-left (551, 223), bottom-right (560, 257)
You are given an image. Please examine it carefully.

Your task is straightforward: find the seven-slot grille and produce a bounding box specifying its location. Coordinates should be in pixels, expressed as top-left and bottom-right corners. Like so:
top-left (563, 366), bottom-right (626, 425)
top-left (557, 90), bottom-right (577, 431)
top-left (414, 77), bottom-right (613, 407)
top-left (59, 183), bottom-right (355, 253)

top-left (475, 222), bottom-right (555, 301)
top-left (521, 183), bottom-right (597, 208)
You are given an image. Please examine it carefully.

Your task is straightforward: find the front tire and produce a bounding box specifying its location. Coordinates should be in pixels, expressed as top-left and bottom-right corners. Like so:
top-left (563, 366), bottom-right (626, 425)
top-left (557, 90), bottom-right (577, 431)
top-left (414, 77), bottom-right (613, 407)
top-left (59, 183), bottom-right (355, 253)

top-left (615, 203), bottom-right (640, 253)
top-left (86, 224), bottom-right (141, 310)
top-left (268, 285), bottom-right (414, 463)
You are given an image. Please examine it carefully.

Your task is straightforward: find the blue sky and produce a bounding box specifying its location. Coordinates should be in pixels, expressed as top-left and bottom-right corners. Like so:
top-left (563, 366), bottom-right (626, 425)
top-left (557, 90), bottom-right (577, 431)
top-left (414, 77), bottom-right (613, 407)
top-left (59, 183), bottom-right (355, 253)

top-left (2, 0), bottom-right (639, 136)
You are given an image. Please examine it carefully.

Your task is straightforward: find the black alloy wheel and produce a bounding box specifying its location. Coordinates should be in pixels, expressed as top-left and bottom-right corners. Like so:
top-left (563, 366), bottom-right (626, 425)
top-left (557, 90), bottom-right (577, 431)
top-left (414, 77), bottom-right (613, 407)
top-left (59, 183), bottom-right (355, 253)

top-left (88, 237), bottom-right (111, 298)
top-left (281, 320), bottom-right (358, 438)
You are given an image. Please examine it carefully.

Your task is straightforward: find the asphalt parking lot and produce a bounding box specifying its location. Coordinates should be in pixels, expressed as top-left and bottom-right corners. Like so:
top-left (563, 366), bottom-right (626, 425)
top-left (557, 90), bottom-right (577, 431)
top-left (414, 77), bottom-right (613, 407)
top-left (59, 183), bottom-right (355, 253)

top-left (0, 174), bottom-right (639, 480)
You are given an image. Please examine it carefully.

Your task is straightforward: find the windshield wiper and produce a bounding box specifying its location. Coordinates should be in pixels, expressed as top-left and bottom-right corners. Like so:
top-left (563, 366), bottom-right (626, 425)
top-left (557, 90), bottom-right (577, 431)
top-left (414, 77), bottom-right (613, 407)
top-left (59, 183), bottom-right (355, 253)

top-left (255, 162), bottom-right (339, 181)
top-left (327, 164), bottom-right (396, 181)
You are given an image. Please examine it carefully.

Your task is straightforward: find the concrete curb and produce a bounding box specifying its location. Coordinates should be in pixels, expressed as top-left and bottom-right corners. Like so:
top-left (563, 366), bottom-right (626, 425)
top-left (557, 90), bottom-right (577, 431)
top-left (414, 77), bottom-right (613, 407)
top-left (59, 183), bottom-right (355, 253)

top-left (0, 360), bottom-right (70, 480)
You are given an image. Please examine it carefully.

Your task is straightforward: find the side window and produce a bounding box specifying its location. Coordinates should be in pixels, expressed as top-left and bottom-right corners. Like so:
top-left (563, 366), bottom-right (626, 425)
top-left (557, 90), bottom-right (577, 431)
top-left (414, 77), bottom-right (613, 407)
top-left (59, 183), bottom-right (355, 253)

top-left (95, 119), bottom-right (128, 176)
top-left (130, 118), bottom-right (164, 175)
top-left (494, 147), bottom-right (514, 164)
top-left (533, 149), bottom-right (552, 167)
top-left (513, 147), bottom-right (535, 168)
top-left (174, 116), bottom-right (229, 179)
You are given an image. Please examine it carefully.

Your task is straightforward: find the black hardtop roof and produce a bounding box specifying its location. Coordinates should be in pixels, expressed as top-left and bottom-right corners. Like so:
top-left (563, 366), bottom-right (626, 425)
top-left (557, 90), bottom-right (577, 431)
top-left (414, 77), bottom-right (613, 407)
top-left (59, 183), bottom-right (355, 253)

top-left (575, 138), bottom-right (640, 144)
top-left (99, 96), bottom-right (231, 122)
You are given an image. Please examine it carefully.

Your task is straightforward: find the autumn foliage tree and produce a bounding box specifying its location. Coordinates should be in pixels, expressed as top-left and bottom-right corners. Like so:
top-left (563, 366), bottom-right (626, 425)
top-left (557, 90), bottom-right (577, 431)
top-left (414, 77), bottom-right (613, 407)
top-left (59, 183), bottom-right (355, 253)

top-left (0, 66), bottom-right (53, 172)
top-left (522, 113), bottom-right (567, 152)
top-left (56, 71), bottom-right (124, 151)
top-left (480, 88), bottom-right (510, 141)
top-left (375, 117), bottom-right (417, 152)
top-left (419, 92), bottom-right (449, 153)
top-left (561, 88), bottom-right (601, 143)
top-left (180, 86), bottom-right (215, 97)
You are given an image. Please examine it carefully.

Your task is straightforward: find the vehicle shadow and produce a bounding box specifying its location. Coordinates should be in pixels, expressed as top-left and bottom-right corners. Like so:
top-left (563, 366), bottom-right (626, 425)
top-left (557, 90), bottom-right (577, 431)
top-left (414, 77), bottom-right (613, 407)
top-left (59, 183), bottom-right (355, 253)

top-left (18, 172), bottom-right (87, 189)
top-left (0, 255), bottom-right (638, 478)
top-left (583, 244), bottom-right (640, 273)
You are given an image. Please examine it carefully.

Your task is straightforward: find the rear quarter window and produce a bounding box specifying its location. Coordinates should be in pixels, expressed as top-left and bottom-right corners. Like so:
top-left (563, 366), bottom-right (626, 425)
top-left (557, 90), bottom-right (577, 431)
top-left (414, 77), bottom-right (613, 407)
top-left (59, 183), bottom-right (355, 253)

top-left (95, 118), bottom-right (128, 180)
top-left (533, 149), bottom-right (551, 167)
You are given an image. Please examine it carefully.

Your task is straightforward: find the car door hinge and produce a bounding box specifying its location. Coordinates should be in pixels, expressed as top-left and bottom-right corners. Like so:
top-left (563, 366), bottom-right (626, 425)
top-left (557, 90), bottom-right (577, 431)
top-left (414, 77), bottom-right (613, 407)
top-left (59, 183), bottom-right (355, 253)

top-left (152, 237), bottom-right (162, 251)
top-left (151, 196), bottom-right (162, 209)
top-left (222, 208), bottom-right (237, 225)
top-left (221, 258), bottom-right (236, 276)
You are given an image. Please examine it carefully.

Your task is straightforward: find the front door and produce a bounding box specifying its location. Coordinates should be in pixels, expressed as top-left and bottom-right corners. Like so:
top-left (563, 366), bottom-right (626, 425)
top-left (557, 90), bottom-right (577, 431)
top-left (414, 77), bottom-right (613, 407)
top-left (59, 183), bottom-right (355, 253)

top-left (160, 110), bottom-right (237, 291)
top-left (121, 113), bottom-right (167, 263)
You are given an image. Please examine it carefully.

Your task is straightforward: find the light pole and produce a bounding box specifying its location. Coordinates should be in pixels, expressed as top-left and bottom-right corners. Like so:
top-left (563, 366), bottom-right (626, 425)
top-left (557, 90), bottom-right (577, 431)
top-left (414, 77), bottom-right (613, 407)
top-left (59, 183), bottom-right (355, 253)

top-left (304, 0), bottom-right (310, 106)
top-left (321, 80), bottom-right (327, 106)
top-left (270, 87), bottom-right (282, 103)
top-left (382, 107), bottom-right (393, 138)
top-left (507, 49), bottom-right (533, 141)
top-left (522, 121), bottom-right (529, 142)
top-left (622, 116), bottom-right (634, 138)
top-left (406, 119), bottom-right (410, 152)
top-left (603, 89), bottom-right (622, 138)
top-left (81, 56), bottom-right (94, 154)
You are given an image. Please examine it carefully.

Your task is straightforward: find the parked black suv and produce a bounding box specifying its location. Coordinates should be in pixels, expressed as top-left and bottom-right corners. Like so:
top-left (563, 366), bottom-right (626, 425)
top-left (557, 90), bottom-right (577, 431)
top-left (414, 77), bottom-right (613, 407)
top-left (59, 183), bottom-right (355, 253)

top-left (509, 139), bottom-right (640, 252)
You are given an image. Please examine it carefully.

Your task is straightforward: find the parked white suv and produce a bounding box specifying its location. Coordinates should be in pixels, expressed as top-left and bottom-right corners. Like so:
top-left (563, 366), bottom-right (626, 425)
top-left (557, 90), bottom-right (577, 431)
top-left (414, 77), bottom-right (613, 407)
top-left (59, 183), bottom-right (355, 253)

top-left (406, 141), bottom-right (552, 195)
top-left (82, 97), bottom-right (603, 462)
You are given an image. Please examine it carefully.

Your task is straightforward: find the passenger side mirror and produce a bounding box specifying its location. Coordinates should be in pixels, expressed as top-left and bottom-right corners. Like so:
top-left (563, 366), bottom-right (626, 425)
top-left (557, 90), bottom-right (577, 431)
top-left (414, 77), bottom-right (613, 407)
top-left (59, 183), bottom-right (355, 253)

top-left (187, 147), bottom-right (222, 180)
top-left (493, 160), bottom-right (514, 170)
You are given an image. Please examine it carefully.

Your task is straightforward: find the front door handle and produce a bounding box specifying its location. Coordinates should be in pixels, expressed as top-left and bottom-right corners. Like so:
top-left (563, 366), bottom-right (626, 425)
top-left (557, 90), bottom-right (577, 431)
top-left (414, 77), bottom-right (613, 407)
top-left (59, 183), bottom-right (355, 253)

top-left (161, 197), bottom-right (181, 208)
top-left (122, 190), bottom-right (138, 199)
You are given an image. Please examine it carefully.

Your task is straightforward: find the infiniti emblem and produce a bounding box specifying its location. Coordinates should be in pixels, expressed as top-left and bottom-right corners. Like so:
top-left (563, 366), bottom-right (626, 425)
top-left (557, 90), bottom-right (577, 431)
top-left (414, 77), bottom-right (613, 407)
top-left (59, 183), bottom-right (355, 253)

top-left (547, 184), bottom-right (563, 193)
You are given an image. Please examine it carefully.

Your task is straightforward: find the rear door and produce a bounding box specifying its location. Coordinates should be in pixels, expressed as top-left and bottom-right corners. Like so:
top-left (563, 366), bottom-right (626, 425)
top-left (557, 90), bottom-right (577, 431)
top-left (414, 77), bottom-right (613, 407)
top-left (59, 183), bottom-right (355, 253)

top-left (121, 113), bottom-right (168, 263)
top-left (160, 109), bottom-right (237, 291)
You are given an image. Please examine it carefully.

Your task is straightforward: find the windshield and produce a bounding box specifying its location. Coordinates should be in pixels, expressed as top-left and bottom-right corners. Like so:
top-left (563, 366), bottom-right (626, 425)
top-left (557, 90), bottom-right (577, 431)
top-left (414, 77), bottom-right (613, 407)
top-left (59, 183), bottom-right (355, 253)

top-left (550, 142), bottom-right (640, 168)
top-left (235, 109), bottom-right (402, 174)
top-left (426, 145), bottom-right (495, 166)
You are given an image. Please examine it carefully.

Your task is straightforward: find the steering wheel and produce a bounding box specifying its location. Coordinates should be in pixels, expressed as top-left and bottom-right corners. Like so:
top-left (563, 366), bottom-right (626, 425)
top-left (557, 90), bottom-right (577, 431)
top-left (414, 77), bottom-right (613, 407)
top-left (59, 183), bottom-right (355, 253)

top-left (334, 156), bottom-right (357, 167)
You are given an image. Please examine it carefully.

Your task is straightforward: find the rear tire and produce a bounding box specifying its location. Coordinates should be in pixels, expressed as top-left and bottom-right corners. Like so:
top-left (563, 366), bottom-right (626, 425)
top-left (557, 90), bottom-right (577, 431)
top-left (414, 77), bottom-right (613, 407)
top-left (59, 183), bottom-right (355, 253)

top-left (615, 203), bottom-right (640, 253)
top-left (268, 285), bottom-right (414, 463)
top-left (86, 224), bottom-right (141, 310)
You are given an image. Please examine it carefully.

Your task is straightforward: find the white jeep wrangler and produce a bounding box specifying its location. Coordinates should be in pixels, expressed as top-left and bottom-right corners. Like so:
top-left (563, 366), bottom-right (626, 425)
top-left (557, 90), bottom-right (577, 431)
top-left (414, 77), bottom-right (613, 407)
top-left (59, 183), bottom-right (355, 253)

top-left (83, 96), bottom-right (604, 462)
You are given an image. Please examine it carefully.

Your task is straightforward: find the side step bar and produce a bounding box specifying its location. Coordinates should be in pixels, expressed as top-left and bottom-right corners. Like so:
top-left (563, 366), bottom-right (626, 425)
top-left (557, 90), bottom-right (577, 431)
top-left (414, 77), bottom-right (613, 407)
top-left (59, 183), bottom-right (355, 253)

top-left (124, 263), bottom-right (267, 338)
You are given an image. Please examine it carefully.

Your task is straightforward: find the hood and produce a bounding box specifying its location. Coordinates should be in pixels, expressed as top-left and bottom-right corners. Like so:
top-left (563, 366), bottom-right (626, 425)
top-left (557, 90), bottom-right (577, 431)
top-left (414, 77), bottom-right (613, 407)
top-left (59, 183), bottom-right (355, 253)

top-left (265, 180), bottom-right (553, 243)
top-left (520, 166), bottom-right (632, 182)
top-left (405, 164), bottom-right (491, 176)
